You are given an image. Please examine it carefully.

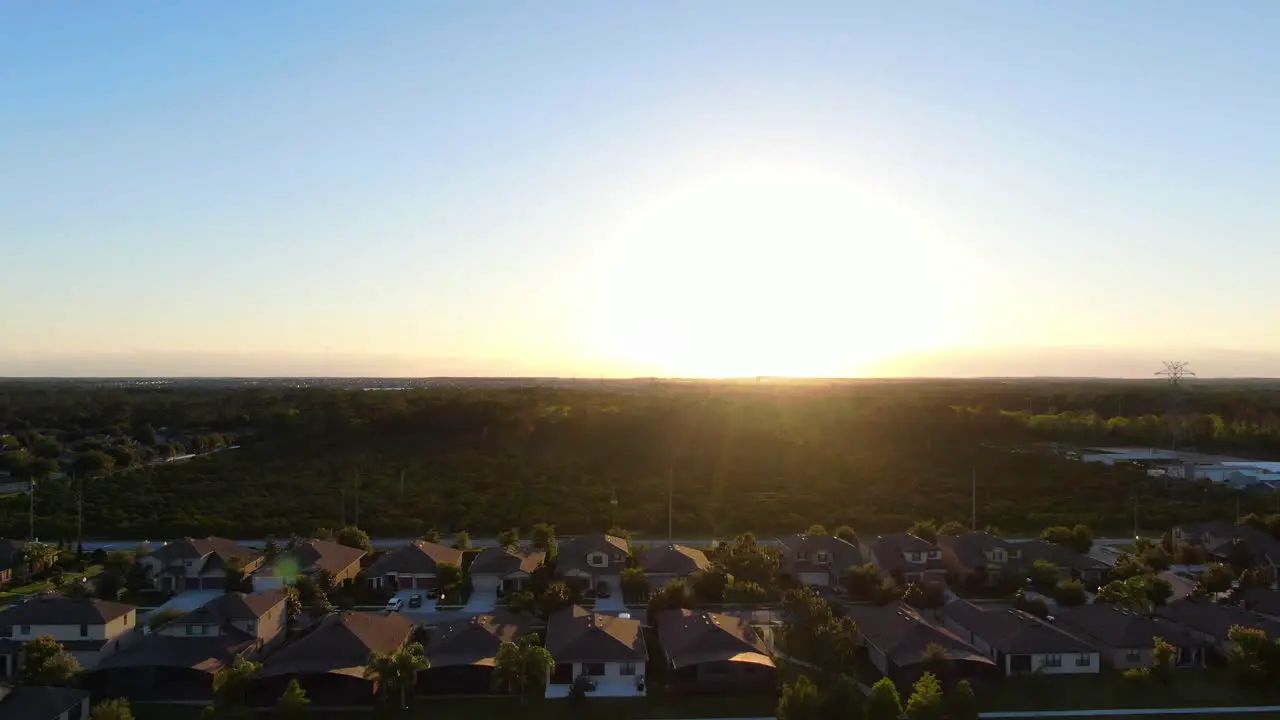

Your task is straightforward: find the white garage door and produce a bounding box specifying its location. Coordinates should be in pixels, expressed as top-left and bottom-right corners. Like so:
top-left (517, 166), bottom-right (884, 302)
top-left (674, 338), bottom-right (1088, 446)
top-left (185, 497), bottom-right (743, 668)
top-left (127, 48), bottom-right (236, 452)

top-left (798, 572), bottom-right (829, 587)
top-left (473, 576), bottom-right (501, 592)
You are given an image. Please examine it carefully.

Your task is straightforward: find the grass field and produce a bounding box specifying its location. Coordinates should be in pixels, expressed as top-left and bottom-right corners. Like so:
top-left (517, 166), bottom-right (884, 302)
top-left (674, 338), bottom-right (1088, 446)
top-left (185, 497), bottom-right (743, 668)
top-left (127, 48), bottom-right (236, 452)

top-left (980, 670), bottom-right (1276, 712)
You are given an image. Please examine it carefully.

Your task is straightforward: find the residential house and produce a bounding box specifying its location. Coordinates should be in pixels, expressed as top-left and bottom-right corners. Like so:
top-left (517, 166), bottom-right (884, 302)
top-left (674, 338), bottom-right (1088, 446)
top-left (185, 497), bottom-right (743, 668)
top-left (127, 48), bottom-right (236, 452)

top-left (419, 612), bottom-right (531, 694)
top-left (1055, 604), bottom-right (1205, 669)
top-left (468, 546), bottom-right (546, 596)
top-left (1016, 540), bottom-right (1111, 585)
top-left (1158, 599), bottom-right (1280, 658)
top-left (776, 534), bottom-right (863, 588)
top-left (655, 609), bottom-right (775, 691)
top-left (868, 534), bottom-right (947, 585)
top-left (637, 544), bottom-right (710, 587)
top-left (0, 539), bottom-right (24, 586)
top-left (141, 537), bottom-right (264, 592)
top-left (252, 539), bottom-right (366, 592)
top-left (555, 535), bottom-right (629, 595)
top-left (545, 605), bottom-right (646, 698)
top-left (939, 533), bottom-right (1020, 587)
top-left (843, 602), bottom-right (996, 685)
top-left (0, 597), bottom-right (138, 677)
top-left (1174, 522), bottom-right (1280, 575)
top-left (88, 591), bottom-right (285, 701)
top-left (252, 611), bottom-right (415, 706)
top-left (364, 540), bottom-right (463, 591)
top-left (941, 600), bottom-right (1100, 675)
top-left (0, 684), bottom-right (89, 720)
top-left (1237, 586), bottom-right (1280, 619)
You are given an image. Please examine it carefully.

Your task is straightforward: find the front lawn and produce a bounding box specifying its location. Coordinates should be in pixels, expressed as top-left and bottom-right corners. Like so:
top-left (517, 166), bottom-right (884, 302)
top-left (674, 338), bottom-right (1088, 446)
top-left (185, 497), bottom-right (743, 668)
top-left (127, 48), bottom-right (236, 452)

top-left (980, 669), bottom-right (1278, 712)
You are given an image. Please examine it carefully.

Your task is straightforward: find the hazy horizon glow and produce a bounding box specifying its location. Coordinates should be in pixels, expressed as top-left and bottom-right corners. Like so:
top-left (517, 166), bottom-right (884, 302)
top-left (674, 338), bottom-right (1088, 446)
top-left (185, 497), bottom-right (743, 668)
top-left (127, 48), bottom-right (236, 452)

top-left (4, 2), bottom-right (1280, 378)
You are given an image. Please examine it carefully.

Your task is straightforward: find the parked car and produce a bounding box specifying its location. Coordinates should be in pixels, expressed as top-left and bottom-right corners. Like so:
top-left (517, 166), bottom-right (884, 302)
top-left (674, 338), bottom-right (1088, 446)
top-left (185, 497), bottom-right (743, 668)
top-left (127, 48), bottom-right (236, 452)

top-left (386, 597), bottom-right (404, 612)
top-left (425, 587), bottom-right (439, 600)
top-left (595, 581), bottom-right (611, 598)
top-left (408, 593), bottom-right (423, 609)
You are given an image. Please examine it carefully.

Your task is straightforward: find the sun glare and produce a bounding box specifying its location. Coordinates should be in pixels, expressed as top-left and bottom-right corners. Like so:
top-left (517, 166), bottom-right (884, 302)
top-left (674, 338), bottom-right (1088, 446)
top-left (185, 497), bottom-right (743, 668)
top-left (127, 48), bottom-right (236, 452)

top-left (595, 162), bottom-right (954, 377)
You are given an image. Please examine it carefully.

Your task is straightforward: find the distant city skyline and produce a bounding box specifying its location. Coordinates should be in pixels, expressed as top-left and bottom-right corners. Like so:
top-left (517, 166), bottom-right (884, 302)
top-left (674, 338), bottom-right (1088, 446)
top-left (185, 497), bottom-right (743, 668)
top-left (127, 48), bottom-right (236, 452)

top-left (5, 2), bottom-right (1280, 378)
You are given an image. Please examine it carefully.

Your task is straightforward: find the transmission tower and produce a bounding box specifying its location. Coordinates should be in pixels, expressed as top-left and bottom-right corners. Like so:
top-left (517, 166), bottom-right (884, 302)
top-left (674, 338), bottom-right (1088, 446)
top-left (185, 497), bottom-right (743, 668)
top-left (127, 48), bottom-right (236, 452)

top-left (1156, 361), bottom-right (1195, 450)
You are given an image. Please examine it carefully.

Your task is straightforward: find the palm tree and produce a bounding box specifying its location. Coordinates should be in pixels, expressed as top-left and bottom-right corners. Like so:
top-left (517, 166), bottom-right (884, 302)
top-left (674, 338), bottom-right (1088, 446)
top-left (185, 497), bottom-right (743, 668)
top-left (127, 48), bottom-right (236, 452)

top-left (492, 639), bottom-right (555, 704)
top-left (364, 642), bottom-right (429, 711)
top-left (23, 541), bottom-right (59, 574)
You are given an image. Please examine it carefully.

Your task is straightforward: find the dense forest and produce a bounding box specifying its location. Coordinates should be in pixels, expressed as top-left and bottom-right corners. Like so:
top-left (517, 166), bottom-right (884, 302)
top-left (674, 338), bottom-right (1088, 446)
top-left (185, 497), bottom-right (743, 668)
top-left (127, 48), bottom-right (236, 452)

top-left (3, 378), bottom-right (1280, 541)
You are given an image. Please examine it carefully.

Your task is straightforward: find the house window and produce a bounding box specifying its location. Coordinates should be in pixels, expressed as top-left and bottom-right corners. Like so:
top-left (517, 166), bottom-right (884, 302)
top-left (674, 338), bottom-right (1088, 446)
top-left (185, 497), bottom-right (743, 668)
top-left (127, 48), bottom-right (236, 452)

top-left (815, 552), bottom-right (831, 565)
top-left (184, 560), bottom-right (192, 567)
top-left (587, 552), bottom-right (608, 568)
top-left (1043, 654), bottom-right (1062, 668)
top-left (929, 551), bottom-right (941, 560)
top-left (620, 661), bottom-right (636, 676)
top-left (19, 625), bottom-right (30, 636)
top-left (1075, 654), bottom-right (1092, 667)
top-left (1125, 649), bottom-right (1141, 662)
top-left (796, 550), bottom-right (810, 562)
top-left (80, 624), bottom-right (88, 637)
top-left (246, 622), bottom-right (256, 634)
top-left (908, 552), bottom-right (920, 562)
top-left (583, 663), bottom-right (606, 676)
top-left (187, 624), bottom-right (206, 636)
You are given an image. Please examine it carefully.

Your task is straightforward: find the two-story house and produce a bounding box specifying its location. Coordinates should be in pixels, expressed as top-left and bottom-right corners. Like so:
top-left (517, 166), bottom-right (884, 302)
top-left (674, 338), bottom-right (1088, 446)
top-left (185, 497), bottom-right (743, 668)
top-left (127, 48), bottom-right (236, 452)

top-left (364, 540), bottom-right (462, 591)
top-left (555, 534), bottom-right (629, 595)
top-left (0, 684), bottom-right (90, 720)
top-left (941, 600), bottom-right (1100, 676)
top-left (252, 539), bottom-right (366, 592)
top-left (868, 534), bottom-right (947, 585)
top-left (939, 532), bottom-right (1020, 587)
top-left (141, 537), bottom-right (264, 592)
top-left (545, 605), bottom-right (646, 698)
top-left (0, 597), bottom-right (138, 677)
top-left (158, 590), bottom-right (289, 651)
top-left (776, 534), bottom-right (864, 588)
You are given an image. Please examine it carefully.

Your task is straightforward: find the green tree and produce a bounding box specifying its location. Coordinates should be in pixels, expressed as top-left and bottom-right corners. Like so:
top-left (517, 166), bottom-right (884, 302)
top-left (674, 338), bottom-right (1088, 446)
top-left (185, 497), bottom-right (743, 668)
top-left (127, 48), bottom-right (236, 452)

top-left (312, 527), bottom-right (335, 541)
top-left (1198, 563), bottom-right (1236, 594)
top-left (908, 520), bottom-right (939, 544)
top-left (919, 643), bottom-right (951, 680)
top-left (281, 585), bottom-right (303, 634)
top-left (496, 527), bottom-right (520, 549)
top-left (937, 520), bottom-right (968, 536)
top-left (718, 533), bottom-right (780, 588)
top-left (20, 636), bottom-right (81, 686)
top-left (725, 580), bottom-right (768, 603)
top-left (1028, 560), bottom-right (1060, 592)
top-left (541, 581), bottom-right (574, 616)
top-left (421, 529), bottom-right (442, 543)
top-left (492, 638), bottom-right (555, 703)
top-left (1013, 590), bottom-right (1049, 618)
top-left (1226, 626), bottom-right (1276, 686)
top-left (691, 565), bottom-right (731, 604)
top-left (864, 677), bottom-right (904, 720)
top-left (222, 556), bottom-right (252, 594)
top-left (531, 523), bottom-right (556, 555)
top-left (365, 642), bottom-right (429, 709)
top-left (90, 699), bottom-right (135, 720)
top-left (24, 541), bottom-right (60, 571)
top-left (1042, 525), bottom-right (1092, 554)
top-left (1096, 577), bottom-right (1154, 613)
top-left (621, 566), bottom-right (649, 602)
top-left (451, 531), bottom-right (472, 550)
top-left (834, 525), bottom-right (859, 546)
top-left (32, 436), bottom-right (62, 459)
top-left (1055, 579), bottom-right (1088, 607)
top-left (275, 678), bottom-right (310, 719)
top-left (647, 578), bottom-right (696, 617)
top-left (335, 525), bottom-right (373, 552)
top-left (436, 562), bottom-right (464, 591)
top-left (905, 672), bottom-right (946, 720)
top-left (211, 656), bottom-right (260, 716)
top-left (805, 524), bottom-right (829, 537)
top-left (75, 450), bottom-right (115, 477)
top-left (1142, 545), bottom-right (1172, 572)
top-left (777, 675), bottom-right (822, 720)
top-left (1147, 576), bottom-right (1174, 606)
top-left (1152, 636), bottom-right (1177, 683)
top-left (844, 562), bottom-right (881, 601)
top-left (947, 679), bottom-right (979, 720)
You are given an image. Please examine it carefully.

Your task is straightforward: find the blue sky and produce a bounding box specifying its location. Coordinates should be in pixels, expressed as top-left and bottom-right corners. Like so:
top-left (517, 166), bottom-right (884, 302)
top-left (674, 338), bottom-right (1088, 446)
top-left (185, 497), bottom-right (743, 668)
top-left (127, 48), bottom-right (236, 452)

top-left (3, 1), bottom-right (1279, 377)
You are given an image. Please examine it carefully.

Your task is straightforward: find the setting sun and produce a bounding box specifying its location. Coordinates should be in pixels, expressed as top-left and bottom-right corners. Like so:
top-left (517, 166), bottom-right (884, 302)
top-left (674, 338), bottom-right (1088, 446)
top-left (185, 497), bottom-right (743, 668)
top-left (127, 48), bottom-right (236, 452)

top-left (595, 162), bottom-right (957, 377)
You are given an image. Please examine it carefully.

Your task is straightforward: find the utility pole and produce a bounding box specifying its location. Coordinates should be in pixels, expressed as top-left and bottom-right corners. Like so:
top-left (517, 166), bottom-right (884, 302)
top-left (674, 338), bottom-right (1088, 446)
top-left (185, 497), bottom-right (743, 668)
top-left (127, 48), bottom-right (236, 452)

top-left (971, 466), bottom-right (977, 532)
top-left (354, 469), bottom-right (361, 529)
top-left (1133, 496), bottom-right (1139, 539)
top-left (667, 467), bottom-right (673, 543)
top-left (28, 475), bottom-right (36, 542)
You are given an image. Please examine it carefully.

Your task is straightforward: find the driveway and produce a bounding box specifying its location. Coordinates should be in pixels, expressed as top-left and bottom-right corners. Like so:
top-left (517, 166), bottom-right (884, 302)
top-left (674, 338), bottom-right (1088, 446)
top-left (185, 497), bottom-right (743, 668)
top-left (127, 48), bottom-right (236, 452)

top-left (463, 586), bottom-right (498, 613)
top-left (391, 589), bottom-right (437, 619)
top-left (594, 577), bottom-right (625, 612)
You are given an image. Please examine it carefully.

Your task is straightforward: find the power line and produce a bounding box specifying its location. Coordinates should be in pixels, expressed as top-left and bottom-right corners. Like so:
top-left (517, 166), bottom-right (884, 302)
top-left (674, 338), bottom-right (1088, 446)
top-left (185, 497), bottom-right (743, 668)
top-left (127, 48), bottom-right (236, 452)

top-left (1156, 361), bottom-right (1195, 451)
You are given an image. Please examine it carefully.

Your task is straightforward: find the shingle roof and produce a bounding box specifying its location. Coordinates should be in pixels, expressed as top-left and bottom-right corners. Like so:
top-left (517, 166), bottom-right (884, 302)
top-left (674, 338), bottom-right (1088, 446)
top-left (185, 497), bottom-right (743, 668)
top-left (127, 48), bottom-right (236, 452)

top-left (0, 596), bottom-right (135, 626)
top-left (843, 602), bottom-right (994, 669)
top-left (1016, 540), bottom-right (1109, 573)
top-left (638, 545), bottom-right (710, 576)
top-left (1237, 587), bottom-right (1280, 618)
top-left (942, 600), bottom-right (1095, 655)
top-left (1159, 599), bottom-right (1280, 641)
top-left (871, 534), bottom-right (945, 574)
top-left (0, 538), bottom-right (25, 572)
top-left (174, 591), bottom-right (284, 626)
top-left (365, 541), bottom-right (463, 577)
top-left (425, 612), bottom-right (530, 668)
top-left (468, 546), bottom-right (545, 577)
top-left (0, 685), bottom-right (88, 720)
top-left (778, 535), bottom-right (864, 575)
top-left (555, 535), bottom-right (629, 576)
top-left (940, 533), bottom-right (1011, 572)
top-left (259, 540), bottom-right (366, 579)
top-left (1055, 603), bottom-right (1201, 650)
top-left (93, 633), bottom-right (256, 673)
top-left (545, 605), bottom-right (646, 663)
top-left (656, 609), bottom-right (773, 669)
top-left (152, 537), bottom-right (260, 564)
top-left (259, 611), bottom-right (414, 679)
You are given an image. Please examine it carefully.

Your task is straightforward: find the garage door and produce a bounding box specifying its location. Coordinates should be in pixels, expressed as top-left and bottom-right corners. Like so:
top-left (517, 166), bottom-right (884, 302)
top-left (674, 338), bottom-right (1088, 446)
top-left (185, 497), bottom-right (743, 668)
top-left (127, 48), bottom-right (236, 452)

top-left (473, 576), bottom-right (501, 592)
top-left (797, 572), bottom-right (829, 587)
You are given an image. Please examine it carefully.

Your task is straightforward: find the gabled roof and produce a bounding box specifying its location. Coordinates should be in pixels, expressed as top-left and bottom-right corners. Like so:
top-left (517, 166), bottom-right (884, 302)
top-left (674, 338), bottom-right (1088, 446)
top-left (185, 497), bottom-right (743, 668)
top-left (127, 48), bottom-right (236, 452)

top-left (1017, 540), bottom-right (1110, 572)
top-left (871, 534), bottom-right (944, 574)
top-left (469, 546), bottom-right (545, 577)
top-left (425, 612), bottom-right (530, 667)
top-left (1237, 587), bottom-right (1280, 618)
top-left (0, 685), bottom-right (88, 720)
top-left (777, 535), bottom-right (864, 574)
top-left (366, 541), bottom-right (462, 577)
top-left (555, 535), bottom-right (629, 575)
top-left (174, 591), bottom-right (284, 626)
top-left (1055, 603), bottom-right (1201, 650)
top-left (1159, 598), bottom-right (1280, 641)
top-left (259, 540), bottom-right (367, 579)
top-left (939, 533), bottom-right (1012, 571)
top-left (638, 545), bottom-right (710, 576)
top-left (0, 596), bottom-right (135, 626)
top-left (844, 602), bottom-right (994, 669)
top-left (93, 633), bottom-right (256, 673)
top-left (152, 537), bottom-right (260, 565)
top-left (942, 600), bottom-right (1095, 655)
top-left (656, 609), bottom-right (773, 669)
top-left (545, 605), bottom-right (646, 663)
top-left (0, 538), bottom-right (25, 572)
top-left (259, 611), bottom-right (414, 679)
